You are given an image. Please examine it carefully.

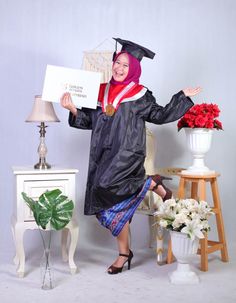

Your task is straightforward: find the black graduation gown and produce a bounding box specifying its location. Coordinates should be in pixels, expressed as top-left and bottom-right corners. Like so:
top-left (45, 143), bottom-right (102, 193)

top-left (68, 88), bottom-right (193, 215)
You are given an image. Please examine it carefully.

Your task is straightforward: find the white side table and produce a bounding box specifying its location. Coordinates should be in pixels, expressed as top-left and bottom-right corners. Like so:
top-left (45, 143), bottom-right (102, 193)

top-left (11, 166), bottom-right (79, 277)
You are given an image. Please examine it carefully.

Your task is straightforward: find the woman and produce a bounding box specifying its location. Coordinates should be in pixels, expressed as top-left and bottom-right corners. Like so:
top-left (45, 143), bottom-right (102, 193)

top-left (60, 38), bottom-right (201, 274)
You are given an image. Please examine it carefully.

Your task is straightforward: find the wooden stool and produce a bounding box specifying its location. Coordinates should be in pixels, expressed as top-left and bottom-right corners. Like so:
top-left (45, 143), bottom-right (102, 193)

top-left (167, 172), bottom-right (229, 271)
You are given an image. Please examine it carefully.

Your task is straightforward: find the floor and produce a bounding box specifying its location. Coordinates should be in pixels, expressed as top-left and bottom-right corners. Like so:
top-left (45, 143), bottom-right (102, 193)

top-left (0, 241), bottom-right (235, 303)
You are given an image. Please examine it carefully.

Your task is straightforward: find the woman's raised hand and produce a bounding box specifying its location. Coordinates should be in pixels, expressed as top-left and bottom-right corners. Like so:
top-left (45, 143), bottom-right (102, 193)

top-left (60, 92), bottom-right (77, 116)
top-left (183, 87), bottom-right (202, 97)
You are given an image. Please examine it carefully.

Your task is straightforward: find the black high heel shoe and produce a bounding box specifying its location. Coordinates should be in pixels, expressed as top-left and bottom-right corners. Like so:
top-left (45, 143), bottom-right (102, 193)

top-left (150, 174), bottom-right (173, 201)
top-left (107, 250), bottom-right (133, 275)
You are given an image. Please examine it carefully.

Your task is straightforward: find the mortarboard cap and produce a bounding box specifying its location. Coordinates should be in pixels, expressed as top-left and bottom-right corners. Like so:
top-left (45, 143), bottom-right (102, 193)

top-left (113, 37), bottom-right (155, 61)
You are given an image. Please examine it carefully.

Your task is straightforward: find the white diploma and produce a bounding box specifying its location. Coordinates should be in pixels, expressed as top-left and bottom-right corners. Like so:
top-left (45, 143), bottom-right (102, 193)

top-left (42, 64), bottom-right (102, 109)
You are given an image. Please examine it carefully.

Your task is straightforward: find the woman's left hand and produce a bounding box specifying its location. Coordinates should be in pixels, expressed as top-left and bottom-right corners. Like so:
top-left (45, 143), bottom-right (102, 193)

top-left (183, 87), bottom-right (202, 97)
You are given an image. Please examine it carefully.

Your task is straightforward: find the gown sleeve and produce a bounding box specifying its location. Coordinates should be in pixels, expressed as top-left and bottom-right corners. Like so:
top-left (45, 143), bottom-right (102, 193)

top-left (68, 83), bottom-right (106, 130)
top-left (145, 90), bottom-right (194, 124)
top-left (68, 108), bottom-right (93, 130)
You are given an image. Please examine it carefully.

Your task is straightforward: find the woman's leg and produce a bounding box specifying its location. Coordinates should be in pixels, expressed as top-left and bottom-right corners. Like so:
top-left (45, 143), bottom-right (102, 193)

top-left (108, 221), bottom-right (130, 270)
top-left (149, 179), bottom-right (167, 198)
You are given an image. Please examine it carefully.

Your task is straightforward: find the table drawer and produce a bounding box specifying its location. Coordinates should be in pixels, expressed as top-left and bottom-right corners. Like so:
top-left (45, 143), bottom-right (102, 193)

top-left (23, 179), bottom-right (69, 221)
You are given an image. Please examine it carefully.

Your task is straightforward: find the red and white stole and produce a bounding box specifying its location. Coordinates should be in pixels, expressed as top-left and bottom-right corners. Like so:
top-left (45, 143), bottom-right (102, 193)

top-left (99, 82), bottom-right (146, 116)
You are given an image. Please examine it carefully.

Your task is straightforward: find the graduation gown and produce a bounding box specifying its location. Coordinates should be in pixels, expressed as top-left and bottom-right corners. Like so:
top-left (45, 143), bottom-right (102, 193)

top-left (68, 86), bottom-right (194, 215)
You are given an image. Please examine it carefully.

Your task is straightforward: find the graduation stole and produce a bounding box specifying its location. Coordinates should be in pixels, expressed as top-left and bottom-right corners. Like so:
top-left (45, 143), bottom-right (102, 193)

top-left (103, 81), bottom-right (137, 116)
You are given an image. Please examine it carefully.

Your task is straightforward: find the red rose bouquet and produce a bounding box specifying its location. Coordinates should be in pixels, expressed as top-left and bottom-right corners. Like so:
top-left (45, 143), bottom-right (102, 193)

top-left (177, 103), bottom-right (223, 131)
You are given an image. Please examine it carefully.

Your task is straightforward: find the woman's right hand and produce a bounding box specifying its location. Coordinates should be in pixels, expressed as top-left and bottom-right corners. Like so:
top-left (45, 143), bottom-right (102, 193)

top-left (60, 92), bottom-right (77, 116)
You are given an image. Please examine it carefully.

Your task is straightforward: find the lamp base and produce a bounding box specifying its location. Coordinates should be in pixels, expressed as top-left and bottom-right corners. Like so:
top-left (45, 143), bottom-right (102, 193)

top-left (34, 158), bottom-right (51, 169)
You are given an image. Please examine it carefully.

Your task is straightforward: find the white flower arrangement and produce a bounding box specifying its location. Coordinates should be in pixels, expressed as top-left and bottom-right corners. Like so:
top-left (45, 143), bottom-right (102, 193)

top-left (154, 198), bottom-right (213, 240)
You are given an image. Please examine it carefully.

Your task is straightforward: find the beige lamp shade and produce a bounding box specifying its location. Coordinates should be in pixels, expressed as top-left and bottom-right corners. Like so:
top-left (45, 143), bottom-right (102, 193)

top-left (26, 95), bottom-right (60, 122)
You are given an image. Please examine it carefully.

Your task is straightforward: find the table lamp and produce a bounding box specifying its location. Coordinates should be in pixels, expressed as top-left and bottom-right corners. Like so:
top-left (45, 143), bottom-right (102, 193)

top-left (26, 95), bottom-right (60, 169)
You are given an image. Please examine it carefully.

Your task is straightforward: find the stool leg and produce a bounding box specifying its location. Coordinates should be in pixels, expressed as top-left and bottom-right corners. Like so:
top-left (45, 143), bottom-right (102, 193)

top-left (156, 224), bottom-right (164, 265)
top-left (200, 234), bottom-right (208, 271)
top-left (198, 179), bottom-right (206, 200)
top-left (177, 177), bottom-right (186, 199)
top-left (148, 215), bottom-right (155, 248)
top-left (166, 237), bottom-right (174, 264)
top-left (211, 179), bottom-right (229, 262)
top-left (191, 182), bottom-right (198, 200)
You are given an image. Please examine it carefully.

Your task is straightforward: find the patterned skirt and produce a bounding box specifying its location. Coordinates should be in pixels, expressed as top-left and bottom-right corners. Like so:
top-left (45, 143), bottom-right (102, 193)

top-left (96, 177), bottom-right (152, 237)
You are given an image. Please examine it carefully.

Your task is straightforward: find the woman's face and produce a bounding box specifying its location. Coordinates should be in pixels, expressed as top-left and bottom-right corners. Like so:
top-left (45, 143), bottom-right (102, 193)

top-left (112, 53), bottom-right (129, 82)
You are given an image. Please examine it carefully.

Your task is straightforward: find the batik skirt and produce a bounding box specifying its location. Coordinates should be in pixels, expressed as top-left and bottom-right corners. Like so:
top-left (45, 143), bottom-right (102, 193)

top-left (96, 177), bottom-right (152, 237)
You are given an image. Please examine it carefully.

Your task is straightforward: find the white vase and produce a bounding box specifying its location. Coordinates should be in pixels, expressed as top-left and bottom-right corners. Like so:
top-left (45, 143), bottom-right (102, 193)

top-left (169, 231), bottom-right (200, 284)
top-left (39, 229), bottom-right (54, 290)
top-left (182, 128), bottom-right (214, 175)
top-left (40, 248), bottom-right (54, 290)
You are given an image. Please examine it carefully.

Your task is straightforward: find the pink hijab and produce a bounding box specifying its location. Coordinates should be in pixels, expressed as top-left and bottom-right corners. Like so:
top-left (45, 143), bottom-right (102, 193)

top-left (110, 51), bottom-right (142, 85)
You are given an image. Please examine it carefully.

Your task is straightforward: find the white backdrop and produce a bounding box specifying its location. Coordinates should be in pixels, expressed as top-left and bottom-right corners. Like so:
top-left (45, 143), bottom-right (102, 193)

top-left (0, 0), bottom-right (235, 258)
